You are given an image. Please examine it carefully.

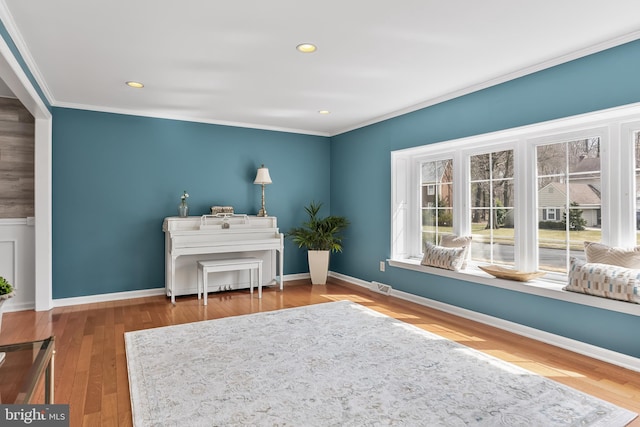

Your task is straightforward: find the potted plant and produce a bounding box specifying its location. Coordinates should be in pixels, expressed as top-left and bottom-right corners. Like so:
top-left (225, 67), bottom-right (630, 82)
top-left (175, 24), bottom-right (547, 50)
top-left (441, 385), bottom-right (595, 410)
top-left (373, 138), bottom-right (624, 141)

top-left (287, 201), bottom-right (349, 284)
top-left (0, 276), bottom-right (14, 363)
top-left (0, 275), bottom-right (14, 319)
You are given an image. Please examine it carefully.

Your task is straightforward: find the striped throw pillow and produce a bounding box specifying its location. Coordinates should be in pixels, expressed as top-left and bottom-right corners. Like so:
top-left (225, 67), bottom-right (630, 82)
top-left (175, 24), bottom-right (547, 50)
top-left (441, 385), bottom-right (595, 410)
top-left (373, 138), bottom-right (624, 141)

top-left (439, 235), bottom-right (472, 269)
top-left (421, 241), bottom-right (466, 271)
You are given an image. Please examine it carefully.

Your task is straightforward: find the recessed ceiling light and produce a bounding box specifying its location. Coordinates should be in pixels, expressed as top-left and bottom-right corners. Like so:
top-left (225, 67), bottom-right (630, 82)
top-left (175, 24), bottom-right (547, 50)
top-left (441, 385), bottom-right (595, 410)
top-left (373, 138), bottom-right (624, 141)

top-left (319, 110), bottom-right (331, 115)
top-left (126, 81), bottom-right (144, 88)
top-left (296, 43), bottom-right (317, 53)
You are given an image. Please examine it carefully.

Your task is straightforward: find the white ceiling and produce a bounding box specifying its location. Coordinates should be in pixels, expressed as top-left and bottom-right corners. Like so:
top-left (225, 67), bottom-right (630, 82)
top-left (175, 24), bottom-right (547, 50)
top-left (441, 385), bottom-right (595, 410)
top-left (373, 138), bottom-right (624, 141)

top-left (1, 1), bottom-right (640, 136)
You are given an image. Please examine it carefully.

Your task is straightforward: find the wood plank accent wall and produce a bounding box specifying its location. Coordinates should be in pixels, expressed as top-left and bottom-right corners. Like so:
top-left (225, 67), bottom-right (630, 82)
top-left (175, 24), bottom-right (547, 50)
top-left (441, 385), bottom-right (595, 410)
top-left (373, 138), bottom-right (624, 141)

top-left (0, 97), bottom-right (34, 218)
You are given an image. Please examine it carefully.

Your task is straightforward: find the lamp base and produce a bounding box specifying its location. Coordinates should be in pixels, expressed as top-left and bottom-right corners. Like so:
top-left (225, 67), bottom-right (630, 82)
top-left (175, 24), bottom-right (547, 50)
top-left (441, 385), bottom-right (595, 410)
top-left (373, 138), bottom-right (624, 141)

top-left (257, 183), bottom-right (268, 217)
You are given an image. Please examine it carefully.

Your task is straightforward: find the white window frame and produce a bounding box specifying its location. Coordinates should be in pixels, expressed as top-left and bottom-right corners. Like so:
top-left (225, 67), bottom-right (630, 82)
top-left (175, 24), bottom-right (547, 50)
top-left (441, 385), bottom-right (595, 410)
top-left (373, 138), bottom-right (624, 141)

top-left (463, 145), bottom-right (517, 266)
top-left (390, 103), bottom-right (640, 316)
top-left (529, 127), bottom-right (608, 280)
top-left (418, 156), bottom-right (455, 250)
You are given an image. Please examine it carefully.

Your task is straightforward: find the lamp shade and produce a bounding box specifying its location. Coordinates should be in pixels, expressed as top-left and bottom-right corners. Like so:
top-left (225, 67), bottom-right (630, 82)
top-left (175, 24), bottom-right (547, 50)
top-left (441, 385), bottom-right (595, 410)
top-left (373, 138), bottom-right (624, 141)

top-left (254, 165), bottom-right (272, 185)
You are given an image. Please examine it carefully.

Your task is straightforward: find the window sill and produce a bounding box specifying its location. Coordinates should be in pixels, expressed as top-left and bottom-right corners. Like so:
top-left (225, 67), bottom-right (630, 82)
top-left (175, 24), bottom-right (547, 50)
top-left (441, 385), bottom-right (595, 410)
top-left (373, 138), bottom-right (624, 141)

top-left (388, 258), bottom-right (640, 317)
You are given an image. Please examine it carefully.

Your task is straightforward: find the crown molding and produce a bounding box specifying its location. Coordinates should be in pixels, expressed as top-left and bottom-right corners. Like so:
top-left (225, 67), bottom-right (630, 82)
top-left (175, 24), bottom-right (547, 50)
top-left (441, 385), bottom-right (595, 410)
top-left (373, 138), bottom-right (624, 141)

top-left (55, 100), bottom-right (332, 137)
top-left (332, 30), bottom-right (640, 137)
top-left (0, 0), bottom-right (54, 105)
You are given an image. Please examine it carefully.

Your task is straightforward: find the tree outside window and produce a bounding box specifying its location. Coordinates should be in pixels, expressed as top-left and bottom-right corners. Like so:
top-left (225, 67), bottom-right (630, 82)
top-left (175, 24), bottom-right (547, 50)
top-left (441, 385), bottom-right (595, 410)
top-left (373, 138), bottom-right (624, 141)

top-left (469, 150), bottom-right (515, 266)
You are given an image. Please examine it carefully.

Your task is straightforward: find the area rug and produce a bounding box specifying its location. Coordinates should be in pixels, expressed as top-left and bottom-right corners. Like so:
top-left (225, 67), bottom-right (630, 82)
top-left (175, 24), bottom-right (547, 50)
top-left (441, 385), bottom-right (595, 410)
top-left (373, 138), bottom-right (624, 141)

top-left (125, 301), bottom-right (637, 426)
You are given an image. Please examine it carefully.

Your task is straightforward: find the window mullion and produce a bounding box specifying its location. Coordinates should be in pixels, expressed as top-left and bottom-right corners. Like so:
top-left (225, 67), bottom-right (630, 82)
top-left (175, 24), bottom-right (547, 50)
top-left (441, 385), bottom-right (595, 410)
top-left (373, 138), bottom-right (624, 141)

top-left (391, 153), bottom-right (410, 259)
top-left (518, 139), bottom-right (537, 272)
top-left (616, 123), bottom-right (636, 247)
top-left (454, 150), bottom-right (469, 237)
top-left (410, 156), bottom-right (421, 257)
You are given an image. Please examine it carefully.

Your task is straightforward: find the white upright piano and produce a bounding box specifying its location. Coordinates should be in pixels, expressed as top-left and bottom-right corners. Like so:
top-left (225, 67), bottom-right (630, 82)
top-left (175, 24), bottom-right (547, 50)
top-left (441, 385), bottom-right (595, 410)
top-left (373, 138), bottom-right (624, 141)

top-left (163, 214), bottom-right (284, 304)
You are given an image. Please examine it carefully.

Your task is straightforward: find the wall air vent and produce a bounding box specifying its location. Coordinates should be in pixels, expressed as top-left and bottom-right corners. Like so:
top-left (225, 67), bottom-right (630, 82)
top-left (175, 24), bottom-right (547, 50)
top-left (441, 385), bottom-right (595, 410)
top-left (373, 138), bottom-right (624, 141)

top-left (371, 281), bottom-right (393, 295)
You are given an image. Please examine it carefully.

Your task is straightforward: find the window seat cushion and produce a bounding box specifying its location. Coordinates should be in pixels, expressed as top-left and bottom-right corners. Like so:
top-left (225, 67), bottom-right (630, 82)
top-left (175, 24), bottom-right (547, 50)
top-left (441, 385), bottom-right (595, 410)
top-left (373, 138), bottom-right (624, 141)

top-left (565, 257), bottom-right (640, 304)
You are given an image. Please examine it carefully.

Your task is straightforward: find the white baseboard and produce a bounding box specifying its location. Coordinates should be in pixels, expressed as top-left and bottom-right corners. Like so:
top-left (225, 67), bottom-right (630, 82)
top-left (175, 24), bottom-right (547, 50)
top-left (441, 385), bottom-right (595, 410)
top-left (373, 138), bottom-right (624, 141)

top-left (2, 300), bottom-right (33, 312)
top-left (282, 273), bottom-right (310, 281)
top-left (52, 288), bottom-right (166, 308)
top-left (329, 271), bottom-right (640, 373)
top-left (329, 271), bottom-right (370, 288)
top-left (51, 274), bottom-right (309, 308)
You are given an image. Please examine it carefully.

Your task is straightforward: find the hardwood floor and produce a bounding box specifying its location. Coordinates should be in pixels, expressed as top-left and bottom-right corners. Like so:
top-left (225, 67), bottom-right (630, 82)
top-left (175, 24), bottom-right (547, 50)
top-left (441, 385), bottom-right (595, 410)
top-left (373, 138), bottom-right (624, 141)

top-left (1, 278), bottom-right (639, 426)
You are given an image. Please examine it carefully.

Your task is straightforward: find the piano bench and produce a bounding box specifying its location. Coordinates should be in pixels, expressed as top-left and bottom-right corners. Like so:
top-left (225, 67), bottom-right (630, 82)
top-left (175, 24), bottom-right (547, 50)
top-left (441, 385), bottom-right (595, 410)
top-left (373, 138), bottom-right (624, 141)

top-left (197, 258), bottom-right (264, 305)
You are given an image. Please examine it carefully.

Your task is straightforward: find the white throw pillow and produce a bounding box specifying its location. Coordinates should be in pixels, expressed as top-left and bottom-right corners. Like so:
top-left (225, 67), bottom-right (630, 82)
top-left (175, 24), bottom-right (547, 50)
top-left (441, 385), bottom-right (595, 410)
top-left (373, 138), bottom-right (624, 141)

top-left (584, 241), bottom-right (640, 269)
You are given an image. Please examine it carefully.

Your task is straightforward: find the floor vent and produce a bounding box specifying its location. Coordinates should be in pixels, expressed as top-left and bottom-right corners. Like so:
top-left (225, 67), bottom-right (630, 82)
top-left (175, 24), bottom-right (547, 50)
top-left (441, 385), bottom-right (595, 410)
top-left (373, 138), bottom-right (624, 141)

top-left (371, 281), bottom-right (393, 295)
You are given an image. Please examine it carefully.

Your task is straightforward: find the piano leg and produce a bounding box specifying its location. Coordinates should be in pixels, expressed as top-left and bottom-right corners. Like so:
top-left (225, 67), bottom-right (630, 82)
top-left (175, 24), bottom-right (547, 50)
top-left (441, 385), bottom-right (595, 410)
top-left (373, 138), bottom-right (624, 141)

top-left (278, 247), bottom-right (284, 291)
top-left (258, 263), bottom-right (263, 298)
top-left (171, 255), bottom-right (177, 305)
top-left (197, 263), bottom-right (202, 301)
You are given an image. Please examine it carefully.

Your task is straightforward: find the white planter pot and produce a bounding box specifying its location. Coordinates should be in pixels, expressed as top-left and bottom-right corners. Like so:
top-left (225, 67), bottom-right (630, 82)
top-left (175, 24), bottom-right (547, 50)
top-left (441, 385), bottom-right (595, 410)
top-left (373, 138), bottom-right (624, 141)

top-left (0, 292), bottom-right (14, 332)
top-left (0, 297), bottom-right (7, 364)
top-left (308, 250), bottom-right (330, 285)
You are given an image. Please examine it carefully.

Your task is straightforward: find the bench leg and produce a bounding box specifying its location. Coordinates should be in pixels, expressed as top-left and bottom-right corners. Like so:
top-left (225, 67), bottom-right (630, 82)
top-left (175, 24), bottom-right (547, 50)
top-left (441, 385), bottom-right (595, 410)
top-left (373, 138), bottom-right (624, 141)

top-left (258, 264), bottom-right (263, 299)
top-left (203, 269), bottom-right (208, 306)
top-left (197, 265), bottom-right (202, 301)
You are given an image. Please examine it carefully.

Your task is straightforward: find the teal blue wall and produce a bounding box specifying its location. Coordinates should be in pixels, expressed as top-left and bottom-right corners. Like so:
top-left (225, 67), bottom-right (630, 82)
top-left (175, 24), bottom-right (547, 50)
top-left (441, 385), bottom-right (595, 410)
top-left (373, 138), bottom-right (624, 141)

top-left (3, 20), bottom-right (639, 357)
top-left (52, 108), bottom-right (330, 298)
top-left (329, 39), bottom-right (640, 358)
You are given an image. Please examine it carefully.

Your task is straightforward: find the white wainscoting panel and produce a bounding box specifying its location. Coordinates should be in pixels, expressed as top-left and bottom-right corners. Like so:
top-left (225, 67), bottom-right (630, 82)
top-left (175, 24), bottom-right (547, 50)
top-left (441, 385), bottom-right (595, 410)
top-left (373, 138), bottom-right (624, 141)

top-left (0, 218), bottom-right (35, 311)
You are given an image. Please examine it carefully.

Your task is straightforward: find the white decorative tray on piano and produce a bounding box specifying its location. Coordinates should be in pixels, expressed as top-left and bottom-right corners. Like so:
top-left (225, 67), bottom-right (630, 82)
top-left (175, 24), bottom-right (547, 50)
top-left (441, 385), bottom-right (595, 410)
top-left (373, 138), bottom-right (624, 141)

top-left (200, 214), bottom-right (249, 229)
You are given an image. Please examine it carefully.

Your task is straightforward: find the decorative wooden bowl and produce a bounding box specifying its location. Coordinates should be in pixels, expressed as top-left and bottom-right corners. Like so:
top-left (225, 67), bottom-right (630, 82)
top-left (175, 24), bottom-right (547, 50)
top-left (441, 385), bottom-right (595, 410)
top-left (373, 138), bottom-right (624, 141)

top-left (478, 265), bottom-right (546, 282)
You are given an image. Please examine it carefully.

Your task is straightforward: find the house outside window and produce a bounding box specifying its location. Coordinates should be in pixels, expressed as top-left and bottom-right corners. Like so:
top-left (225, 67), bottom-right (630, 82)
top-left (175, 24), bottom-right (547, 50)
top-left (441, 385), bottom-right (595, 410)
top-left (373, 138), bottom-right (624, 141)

top-left (536, 138), bottom-right (601, 274)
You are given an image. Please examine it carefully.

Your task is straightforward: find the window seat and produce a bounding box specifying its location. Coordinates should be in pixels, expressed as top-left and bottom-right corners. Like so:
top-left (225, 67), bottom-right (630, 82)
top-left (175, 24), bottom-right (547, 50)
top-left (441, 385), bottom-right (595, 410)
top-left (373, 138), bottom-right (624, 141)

top-left (388, 258), bottom-right (640, 317)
